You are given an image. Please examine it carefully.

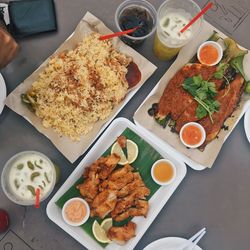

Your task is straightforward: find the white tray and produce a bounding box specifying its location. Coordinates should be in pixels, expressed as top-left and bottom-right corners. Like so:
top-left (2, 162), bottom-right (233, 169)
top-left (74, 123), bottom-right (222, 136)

top-left (134, 81), bottom-right (250, 171)
top-left (46, 118), bottom-right (187, 250)
top-left (133, 20), bottom-right (250, 171)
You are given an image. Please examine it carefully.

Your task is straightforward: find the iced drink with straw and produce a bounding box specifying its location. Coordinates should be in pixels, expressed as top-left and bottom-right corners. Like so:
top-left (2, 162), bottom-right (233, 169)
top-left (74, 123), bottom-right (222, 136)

top-left (154, 0), bottom-right (203, 60)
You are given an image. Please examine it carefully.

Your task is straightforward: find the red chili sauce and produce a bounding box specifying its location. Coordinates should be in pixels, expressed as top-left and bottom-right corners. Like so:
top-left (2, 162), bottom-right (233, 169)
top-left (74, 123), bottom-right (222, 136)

top-left (126, 62), bottom-right (141, 88)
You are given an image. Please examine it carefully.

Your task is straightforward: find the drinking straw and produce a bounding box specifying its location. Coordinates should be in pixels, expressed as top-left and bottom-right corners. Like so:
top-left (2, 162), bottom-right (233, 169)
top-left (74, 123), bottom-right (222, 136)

top-left (180, 2), bottom-right (213, 33)
top-left (99, 27), bottom-right (138, 40)
top-left (35, 188), bottom-right (40, 208)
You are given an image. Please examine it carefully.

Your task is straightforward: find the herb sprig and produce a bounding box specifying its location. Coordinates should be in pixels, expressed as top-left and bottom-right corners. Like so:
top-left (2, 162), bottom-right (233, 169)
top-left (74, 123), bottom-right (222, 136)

top-left (182, 75), bottom-right (220, 123)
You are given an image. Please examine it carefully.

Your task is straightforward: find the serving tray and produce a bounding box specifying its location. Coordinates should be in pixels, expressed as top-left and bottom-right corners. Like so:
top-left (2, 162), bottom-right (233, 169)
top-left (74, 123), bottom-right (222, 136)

top-left (46, 118), bottom-right (187, 250)
top-left (133, 21), bottom-right (250, 170)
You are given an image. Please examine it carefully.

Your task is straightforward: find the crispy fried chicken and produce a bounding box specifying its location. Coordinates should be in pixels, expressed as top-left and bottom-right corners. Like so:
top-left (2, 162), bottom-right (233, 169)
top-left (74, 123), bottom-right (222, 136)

top-left (91, 190), bottom-right (117, 218)
top-left (76, 153), bottom-right (120, 203)
top-left (107, 222), bottom-right (136, 245)
top-left (113, 199), bottom-right (149, 222)
top-left (100, 164), bottom-right (134, 191)
top-left (77, 150), bottom-right (150, 244)
top-left (117, 135), bottom-right (127, 148)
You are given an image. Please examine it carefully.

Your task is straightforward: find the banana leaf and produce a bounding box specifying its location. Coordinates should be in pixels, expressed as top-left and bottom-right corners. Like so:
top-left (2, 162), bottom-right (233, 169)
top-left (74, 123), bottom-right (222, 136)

top-left (56, 128), bottom-right (163, 248)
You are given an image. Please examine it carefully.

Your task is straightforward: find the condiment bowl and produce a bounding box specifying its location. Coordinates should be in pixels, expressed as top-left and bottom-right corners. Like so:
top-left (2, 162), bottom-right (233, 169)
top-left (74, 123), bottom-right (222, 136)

top-left (180, 122), bottom-right (206, 148)
top-left (151, 159), bottom-right (176, 186)
top-left (197, 41), bottom-right (223, 66)
top-left (62, 197), bottom-right (90, 226)
top-left (1, 151), bottom-right (56, 206)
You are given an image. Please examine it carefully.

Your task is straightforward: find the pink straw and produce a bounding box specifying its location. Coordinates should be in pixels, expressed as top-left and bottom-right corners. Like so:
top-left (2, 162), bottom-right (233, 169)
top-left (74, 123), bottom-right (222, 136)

top-left (35, 188), bottom-right (40, 208)
top-left (180, 2), bottom-right (213, 33)
top-left (99, 27), bottom-right (138, 40)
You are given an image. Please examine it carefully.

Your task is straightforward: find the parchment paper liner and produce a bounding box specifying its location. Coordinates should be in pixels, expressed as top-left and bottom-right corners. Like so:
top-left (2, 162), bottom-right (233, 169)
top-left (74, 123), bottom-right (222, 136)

top-left (5, 12), bottom-right (157, 163)
top-left (134, 21), bottom-right (250, 168)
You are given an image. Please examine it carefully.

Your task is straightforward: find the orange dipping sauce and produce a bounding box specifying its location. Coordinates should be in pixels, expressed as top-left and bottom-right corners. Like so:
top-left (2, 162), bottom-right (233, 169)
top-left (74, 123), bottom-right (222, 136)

top-left (199, 44), bottom-right (219, 65)
top-left (153, 161), bottom-right (174, 183)
top-left (182, 125), bottom-right (203, 146)
top-left (65, 200), bottom-right (87, 223)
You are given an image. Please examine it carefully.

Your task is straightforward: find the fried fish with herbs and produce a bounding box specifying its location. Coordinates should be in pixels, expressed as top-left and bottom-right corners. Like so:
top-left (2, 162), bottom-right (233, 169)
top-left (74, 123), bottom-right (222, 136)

top-left (148, 35), bottom-right (247, 149)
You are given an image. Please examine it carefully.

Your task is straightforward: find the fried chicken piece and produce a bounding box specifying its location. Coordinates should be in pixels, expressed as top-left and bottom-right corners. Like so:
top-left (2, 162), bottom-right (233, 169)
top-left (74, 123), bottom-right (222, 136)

top-left (114, 200), bottom-right (149, 222)
top-left (109, 164), bottom-right (133, 180)
top-left (118, 172), bottom-right (146, 198)
top-left (117, 135), bottom-right (127, 148)
top-left (77, 179), bottom-right (99, 202)
top-left (98, 153), bottom-right (120, 180)
top-left (130, 200), bottom-right (149, 217)
top-left (100, 164), bottom-right (134, 191)
top-left (101, 172), bottom-right (134, 191)
top-left (111, 195), bottom-right (135, 218)
top-left (77, 163), bottom-right (100, 201)
top-left (112, 186), bottom-right (150, 218)
top-left (91, 190), bottom-right (117, 218)
top-left (107, 221), bottom-right (136, 245)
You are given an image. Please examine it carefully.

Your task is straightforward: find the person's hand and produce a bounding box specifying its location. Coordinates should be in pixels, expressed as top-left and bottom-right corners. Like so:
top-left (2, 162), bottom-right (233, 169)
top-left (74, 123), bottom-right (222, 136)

top-left (0, 27), bottom-right (19, 68)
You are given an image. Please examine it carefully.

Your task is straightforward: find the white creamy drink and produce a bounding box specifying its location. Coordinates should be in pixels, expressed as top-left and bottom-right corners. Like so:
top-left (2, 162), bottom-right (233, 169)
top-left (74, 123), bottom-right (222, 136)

top-left (9, 153), bottom-right (54, 201)
top-left (159, 10), bottom-right (193, 46)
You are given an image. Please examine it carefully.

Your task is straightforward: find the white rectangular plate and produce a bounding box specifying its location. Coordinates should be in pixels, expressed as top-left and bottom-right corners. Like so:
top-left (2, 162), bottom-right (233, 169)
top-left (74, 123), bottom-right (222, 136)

top-left (46, 118), bottom-right (187, 250)
top-left (133, 20), bottom-right (250, 171)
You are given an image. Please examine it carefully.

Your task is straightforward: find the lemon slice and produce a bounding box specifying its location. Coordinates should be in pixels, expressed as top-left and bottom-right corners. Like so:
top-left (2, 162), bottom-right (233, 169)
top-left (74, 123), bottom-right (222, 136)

top-left (92, 220), bottom-right (112, 243)
top-left (101, 218), bottom-right (113, 233)
top-left (111, 143), bottom-right (128, 165)
top-left (111, 139), bottom-right (139, 165)
top-left (126, 140), bottom-right (139, 164)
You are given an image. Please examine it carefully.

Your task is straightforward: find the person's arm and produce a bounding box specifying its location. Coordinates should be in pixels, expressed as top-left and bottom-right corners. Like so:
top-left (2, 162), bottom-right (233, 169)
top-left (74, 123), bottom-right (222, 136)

top-left (0, 11), bottom-right (19, 68)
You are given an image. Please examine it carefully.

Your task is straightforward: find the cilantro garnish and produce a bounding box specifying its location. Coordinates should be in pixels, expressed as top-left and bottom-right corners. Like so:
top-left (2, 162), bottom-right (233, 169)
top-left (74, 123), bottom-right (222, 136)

top-left (182, 75), bottom-right (220, 123)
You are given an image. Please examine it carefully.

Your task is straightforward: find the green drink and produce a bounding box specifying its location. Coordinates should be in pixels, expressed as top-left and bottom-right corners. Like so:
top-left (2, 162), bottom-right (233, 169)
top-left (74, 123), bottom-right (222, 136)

top-left (153, 0), bottom-right (203, 61)
top-left (154, 34), bottom-right (181, 61)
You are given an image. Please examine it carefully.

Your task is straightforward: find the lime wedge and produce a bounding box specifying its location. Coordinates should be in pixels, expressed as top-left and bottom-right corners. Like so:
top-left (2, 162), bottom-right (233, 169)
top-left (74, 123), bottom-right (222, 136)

top-left (111, 142), bottom-right (128, 165)
top-left (92, 220), bottom-right (112, 243)
top-left (111, 139), bottom-right (138, 165)
top-left (101, 218), bottom-right (113, 233)
top-left (127, 140), bottom-right (139, 164)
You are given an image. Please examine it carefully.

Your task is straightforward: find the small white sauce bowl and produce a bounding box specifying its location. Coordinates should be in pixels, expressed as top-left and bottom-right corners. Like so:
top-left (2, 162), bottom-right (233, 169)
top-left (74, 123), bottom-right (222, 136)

top-left (180, 122), bottom-right (206, 149)
top-left (151, 159), bottom-right (176, 186)
top-left (197, 41), bottom-right (223, 66)
top-left (62, 197), bottom-right (90, 226)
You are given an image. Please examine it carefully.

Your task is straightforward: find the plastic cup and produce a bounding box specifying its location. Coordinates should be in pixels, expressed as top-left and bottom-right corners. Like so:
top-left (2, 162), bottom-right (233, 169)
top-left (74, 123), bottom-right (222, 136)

top-left (115, 0), bottom-right (157, 46)
top-left (153, 0), bottom-right (203, 60)
top-left (1, 151), bottom-right (56, 206)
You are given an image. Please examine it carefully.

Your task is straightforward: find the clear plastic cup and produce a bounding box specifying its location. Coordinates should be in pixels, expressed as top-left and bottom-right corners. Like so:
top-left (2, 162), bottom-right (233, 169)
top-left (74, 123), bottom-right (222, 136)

top-left (115, 0), bottom-right (157, 46)
top-left (153, 0), bottom-right (203, 60)
top-left (1, 151), bottom-right (56, 206)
